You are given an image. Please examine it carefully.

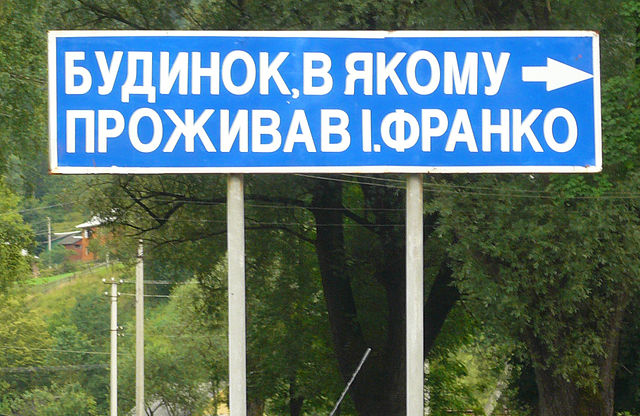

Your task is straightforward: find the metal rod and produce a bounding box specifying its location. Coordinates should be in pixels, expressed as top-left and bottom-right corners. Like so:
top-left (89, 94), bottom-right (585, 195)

top-left (135, 241), bottom-right (144, 416)
top-left (406, 174), bottom-right (424, 416)
top-left (47, 216), bottom-right (51, 252)
top-left (110, 278), bottom-right (119, 416)
top-left (227, 174), bottom-right (246, 416)
top-left (329, 347), bottom-right (372, 416)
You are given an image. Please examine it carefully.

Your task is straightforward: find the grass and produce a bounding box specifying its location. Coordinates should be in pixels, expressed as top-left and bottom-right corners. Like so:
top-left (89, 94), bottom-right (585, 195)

top-left (26, 262), bottom-right (133, 321)
top-left (25, 270), bottom-right (77, 286)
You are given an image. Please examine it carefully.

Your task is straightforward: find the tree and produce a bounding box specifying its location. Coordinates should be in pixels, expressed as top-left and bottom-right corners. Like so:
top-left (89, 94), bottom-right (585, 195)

top-left (0, 0), bottom-right (48, 179)
top-left (118, 282), bottom-right (217, 416)
top-left (2, 383), bottom-right (99, 416)
top-left (0, 294), bottom-right (53, 403)
top-left (243, 220), bottom-right (343, 415)
top-left (0, 179), bottom-right (33, 290)
top-left (58, 1), bottom-right (637, 414)
top-left (435, 174), bottom-right (640, 416)
top-left (432, 70), bottom-right (640, 416)
top-left (7, 0), bottom-right (640, 414)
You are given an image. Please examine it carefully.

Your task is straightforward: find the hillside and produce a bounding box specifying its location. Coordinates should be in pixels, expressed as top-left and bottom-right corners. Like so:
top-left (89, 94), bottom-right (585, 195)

top-left (9, 263), bottom-right (227, 415)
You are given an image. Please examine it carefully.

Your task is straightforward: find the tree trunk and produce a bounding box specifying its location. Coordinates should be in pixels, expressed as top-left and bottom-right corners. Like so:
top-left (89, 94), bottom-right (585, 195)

top-left (310, 179), bottom-right (459, 416)
top-left (311, 181), bottom-right (386, 415)
top-left (247, 398), bottom-right (264, 416)
top-left (289, 395), bottom-right (304, 416)
top-left (289, 379), bottom-right (304, 416)
top-left (535, 366), bottom-right (608, 416)
top-left (532, 289), bottom-right (629, 416)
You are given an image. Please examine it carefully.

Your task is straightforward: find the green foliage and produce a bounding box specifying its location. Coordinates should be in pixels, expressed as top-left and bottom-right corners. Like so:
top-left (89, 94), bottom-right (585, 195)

top-left (431, 74), bottom-right (640, 412)
top-left (246, 229), bottom-right (342, 414)
top-left (0, 0), bottom-right (47, 178)
top-left (0, 179), bottom-right (33, 290)
top-left (615, 300), bottom-right (640, 413)
top-left (2, 383), bottom-right (99, 416)
top-left (68, 292), bottom-right (110, 345)
top-left (118, 281), bottom-right (225, 415)
top-left (25, 264), bottom-right (127, 413)
top-left (3, 0), bottom-right (640, 414)
top-left (436, 173), bottom-right (640, 389)
top-left (0, 293), bottom-right (53, 402)
top-left (427, 354), bottom-right (482, 416)
top-left (38, 244), bottom-right (73, 271)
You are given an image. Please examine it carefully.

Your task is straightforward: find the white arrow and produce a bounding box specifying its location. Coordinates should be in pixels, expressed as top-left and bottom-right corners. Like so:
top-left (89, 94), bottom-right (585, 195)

top-left (522, 58), bottom-right (593, 91)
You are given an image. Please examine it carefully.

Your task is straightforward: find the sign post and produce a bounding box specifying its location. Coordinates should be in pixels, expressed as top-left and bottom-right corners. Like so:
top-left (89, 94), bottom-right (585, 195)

top-left (227, 174), bottom-right (246, 416)
top-left (406, 173), bottom-right (424, 416)
top-left (49, 31), bottom-right (601, 415)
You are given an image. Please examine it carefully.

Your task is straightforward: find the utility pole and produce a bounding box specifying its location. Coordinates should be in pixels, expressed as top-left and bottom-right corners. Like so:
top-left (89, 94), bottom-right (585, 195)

top-left (47, 216), bottom-right (51, 252)
top-left (103, 277), bottom-right (123, 416)
top-left (135, 241), bottom-right (144, 416)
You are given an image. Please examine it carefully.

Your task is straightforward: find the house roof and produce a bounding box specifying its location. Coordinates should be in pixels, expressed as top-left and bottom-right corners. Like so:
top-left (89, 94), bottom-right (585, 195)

top-left (76, 216), bottom-right (108, 229)
top-left (53, 231), bottom-right (79, 237)
top-left (51, 231), bottom-right (81, 245)
top-left (58, 234), bottom-right (83, 246)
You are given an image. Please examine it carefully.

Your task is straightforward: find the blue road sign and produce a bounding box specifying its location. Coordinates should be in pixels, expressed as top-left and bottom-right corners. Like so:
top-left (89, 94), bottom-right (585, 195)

top-left (48, 31), bottom-right (600, 174)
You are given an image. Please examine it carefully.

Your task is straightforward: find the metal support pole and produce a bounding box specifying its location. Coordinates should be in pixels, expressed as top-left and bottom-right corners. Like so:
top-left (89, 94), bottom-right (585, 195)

top-left (227, 174), bottom-right (246, 416)
top-left (47, 216), bottom-right (51, 252)
top-left (103, 278), bottom-right (122, 416)
top-left (136, 241), bottom-right (144, 416)
top-left (406, 174), bottom-right (424, 416)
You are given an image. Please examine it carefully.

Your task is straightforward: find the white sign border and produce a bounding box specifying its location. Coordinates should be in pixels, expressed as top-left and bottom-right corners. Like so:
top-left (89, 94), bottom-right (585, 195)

top-left (48, 30), bottom-right (602, 175)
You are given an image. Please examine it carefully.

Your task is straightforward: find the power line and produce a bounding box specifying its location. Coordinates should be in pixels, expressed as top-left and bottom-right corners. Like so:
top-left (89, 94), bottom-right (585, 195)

top-left (0, 345), bottom-right (121, 356)
top-left (119, 293), bottom-right (172, 298)
top-left (121, 280), bottom-right (197, 285)
top-left (0, 201), bottom-right (81, 218)
top-left (0, 363), bottom-right (107, 373)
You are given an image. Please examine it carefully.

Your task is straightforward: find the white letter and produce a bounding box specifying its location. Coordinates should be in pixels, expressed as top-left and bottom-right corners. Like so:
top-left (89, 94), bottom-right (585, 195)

top-left (344, 52), bottom-right (373, 95)
top-left (512, 109), bottom-right (543, 152)
top-left (252, 110), bottom-right (281, 152)
top-left (482, 109), bottom-right (510, 152)
top-left (97, 110), bottom-right (124, 153)
top-left (259, 52), bottom-right (290, 95)
top-left (421, 109), bottom-right (448, 151)
top-left (321, 110), bottom-right (350, 152)
top-left (482, 52), bottom-right (509, 96)
top-left (222, 51), bottom-right (256, 95)
top-left (66, 110), bottom-right (94, 153)
top-left (444, 52), bottom-right (478, 95)
top-left (192, 52), bottom-right (220, 94)
top-left (544, 108), bottom-right (577, 153)
top-left (380, 110), bottom-right (420, 152)
top-left (163, 109), bottom-right (216, 152)
top-left (303, 53), bottom-right (333, 95)
top-left (220, 109), bottom-right (249, 152)
top-left (362, 109), bottom-right (372, 152)
top-left (445, 109), bottom-right (478, 152)
top-left (407, 51), bottom-right (440, 95)
top-left (284, 110), bottom-right (316, 152)
top-left (376, 52), bottom-right (408, 95)
top-left (160, 52), bottom-right (188, 95)
top-left (129, 108), bottom-right (163, 153)
top-left (121, 52), bottom-right (156, 103)
top-left (65, 52), bottom-right (91, 94)
top-left (95, 51), bottom-right (123, 95)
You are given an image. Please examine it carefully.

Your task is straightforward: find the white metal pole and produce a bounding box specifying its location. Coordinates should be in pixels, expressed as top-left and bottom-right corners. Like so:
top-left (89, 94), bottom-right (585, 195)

top-left (406, 174), bottom-right (424, 416)
top-left (136, 241), bottom-right (144, 416)
top-left (227, 174), bottom-right (246, 416)
top-left (110, 278), bottom-right (119, 416)
top-left (47, 216), bottom-right (51, 252)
